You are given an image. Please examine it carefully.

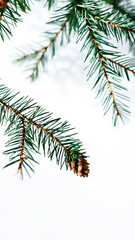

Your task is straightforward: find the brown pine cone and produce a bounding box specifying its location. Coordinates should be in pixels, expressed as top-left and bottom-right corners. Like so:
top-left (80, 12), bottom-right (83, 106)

top-left (68, 153), bottom-right (90, 177)
top-left (0, 0), bottom-right (8, 9)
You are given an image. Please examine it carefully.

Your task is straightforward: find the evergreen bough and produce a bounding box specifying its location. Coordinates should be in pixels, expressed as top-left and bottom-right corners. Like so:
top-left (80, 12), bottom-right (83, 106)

top-left (0, 0), bottom-right (135, 178)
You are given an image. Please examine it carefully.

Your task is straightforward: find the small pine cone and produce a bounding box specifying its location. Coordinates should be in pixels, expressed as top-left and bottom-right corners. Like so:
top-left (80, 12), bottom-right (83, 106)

top-left (78, 158), bottom-right (89, 177)
top-left (72, 160), bottom-right (78, 174)
top-left (0, 0), bottom-right (8, 9)
top-left (68, 152), bottom-right (90, 177)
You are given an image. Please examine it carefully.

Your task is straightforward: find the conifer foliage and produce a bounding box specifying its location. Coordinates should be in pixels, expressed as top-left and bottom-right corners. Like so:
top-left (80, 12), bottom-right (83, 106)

top-left (0, 0), bottom-right (135, 178)
top-left (16, 0), bottom-right (135, 126)
top-left (0, 84), bottom-right (89, 178)
top-left (0, 0), bottom-right (30, 40)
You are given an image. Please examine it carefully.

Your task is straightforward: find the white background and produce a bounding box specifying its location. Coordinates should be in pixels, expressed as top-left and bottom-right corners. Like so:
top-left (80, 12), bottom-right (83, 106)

top-left (0, 1), bottom-right (135, 240)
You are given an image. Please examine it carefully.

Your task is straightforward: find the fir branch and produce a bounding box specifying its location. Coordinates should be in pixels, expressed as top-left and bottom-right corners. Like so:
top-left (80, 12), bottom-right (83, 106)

top-left (16, 46), bottom-right (46, 61)
top-left (86, 19), bottom-right (120, 116)
top-left (16, 18), bottom-right (69, 61)
top-left (93, 15), bottom-right (135, 33)
top-left (16, 16), bottom-right (70, 79)
top-left (0, 98), bottom-right (70, 153)
top-left (0, 84), bottom-right (89, 177)
top-left (15, 0), bottom-right (133, 124)
top-left (78, 2), bottom-right (135, 46)
top-left (102, 55), bottom-right (135, 74)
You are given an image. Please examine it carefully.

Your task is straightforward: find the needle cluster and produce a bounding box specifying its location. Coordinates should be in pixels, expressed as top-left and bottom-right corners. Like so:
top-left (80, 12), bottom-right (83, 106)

top-left (15, 0), bottom-right (135, 125)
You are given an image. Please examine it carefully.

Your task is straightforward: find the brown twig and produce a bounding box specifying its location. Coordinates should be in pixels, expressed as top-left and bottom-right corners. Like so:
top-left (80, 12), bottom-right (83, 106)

top-left (86, 19), bottom-right (120, 116)
top-left (17, 118), bottom-right (25, 173)
top-left (29, 49), bottom-right (46, 79)
top-left (16, 47), bottom-right (47, 61)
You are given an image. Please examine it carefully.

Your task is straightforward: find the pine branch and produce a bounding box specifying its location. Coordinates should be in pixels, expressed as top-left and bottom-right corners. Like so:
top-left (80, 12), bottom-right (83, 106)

top-left (78, 1), bottom-right (135, 46)
top-left (86, 19), bottom-right (120, 116)
top-left (0, 98), bottom-right (70, 154)
top-left (16, 15), bottom-right (70, 79)
top-left (102, 55), bottom-right (135, 74)
top-left (92, 15), bottom-right (135, 33)
top-left (17, 17), bottom-right (70, 61)
top-left (16, 46), bottom-right (46, 61)
top-left (15, 0), bottom-right (133, 124)
top-left (0, 84), bottom-right (89, 177)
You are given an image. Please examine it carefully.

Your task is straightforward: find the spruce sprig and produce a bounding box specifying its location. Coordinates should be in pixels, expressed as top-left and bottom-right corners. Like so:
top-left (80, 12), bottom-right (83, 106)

top-left (0, 84), bottom-right (89, 178)
top-left (15, 0), bottom-right (135, 125)
top-left (16, 12), bottom-right (71, 80)
top-left (0, 0), bottom-right (32, 40)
